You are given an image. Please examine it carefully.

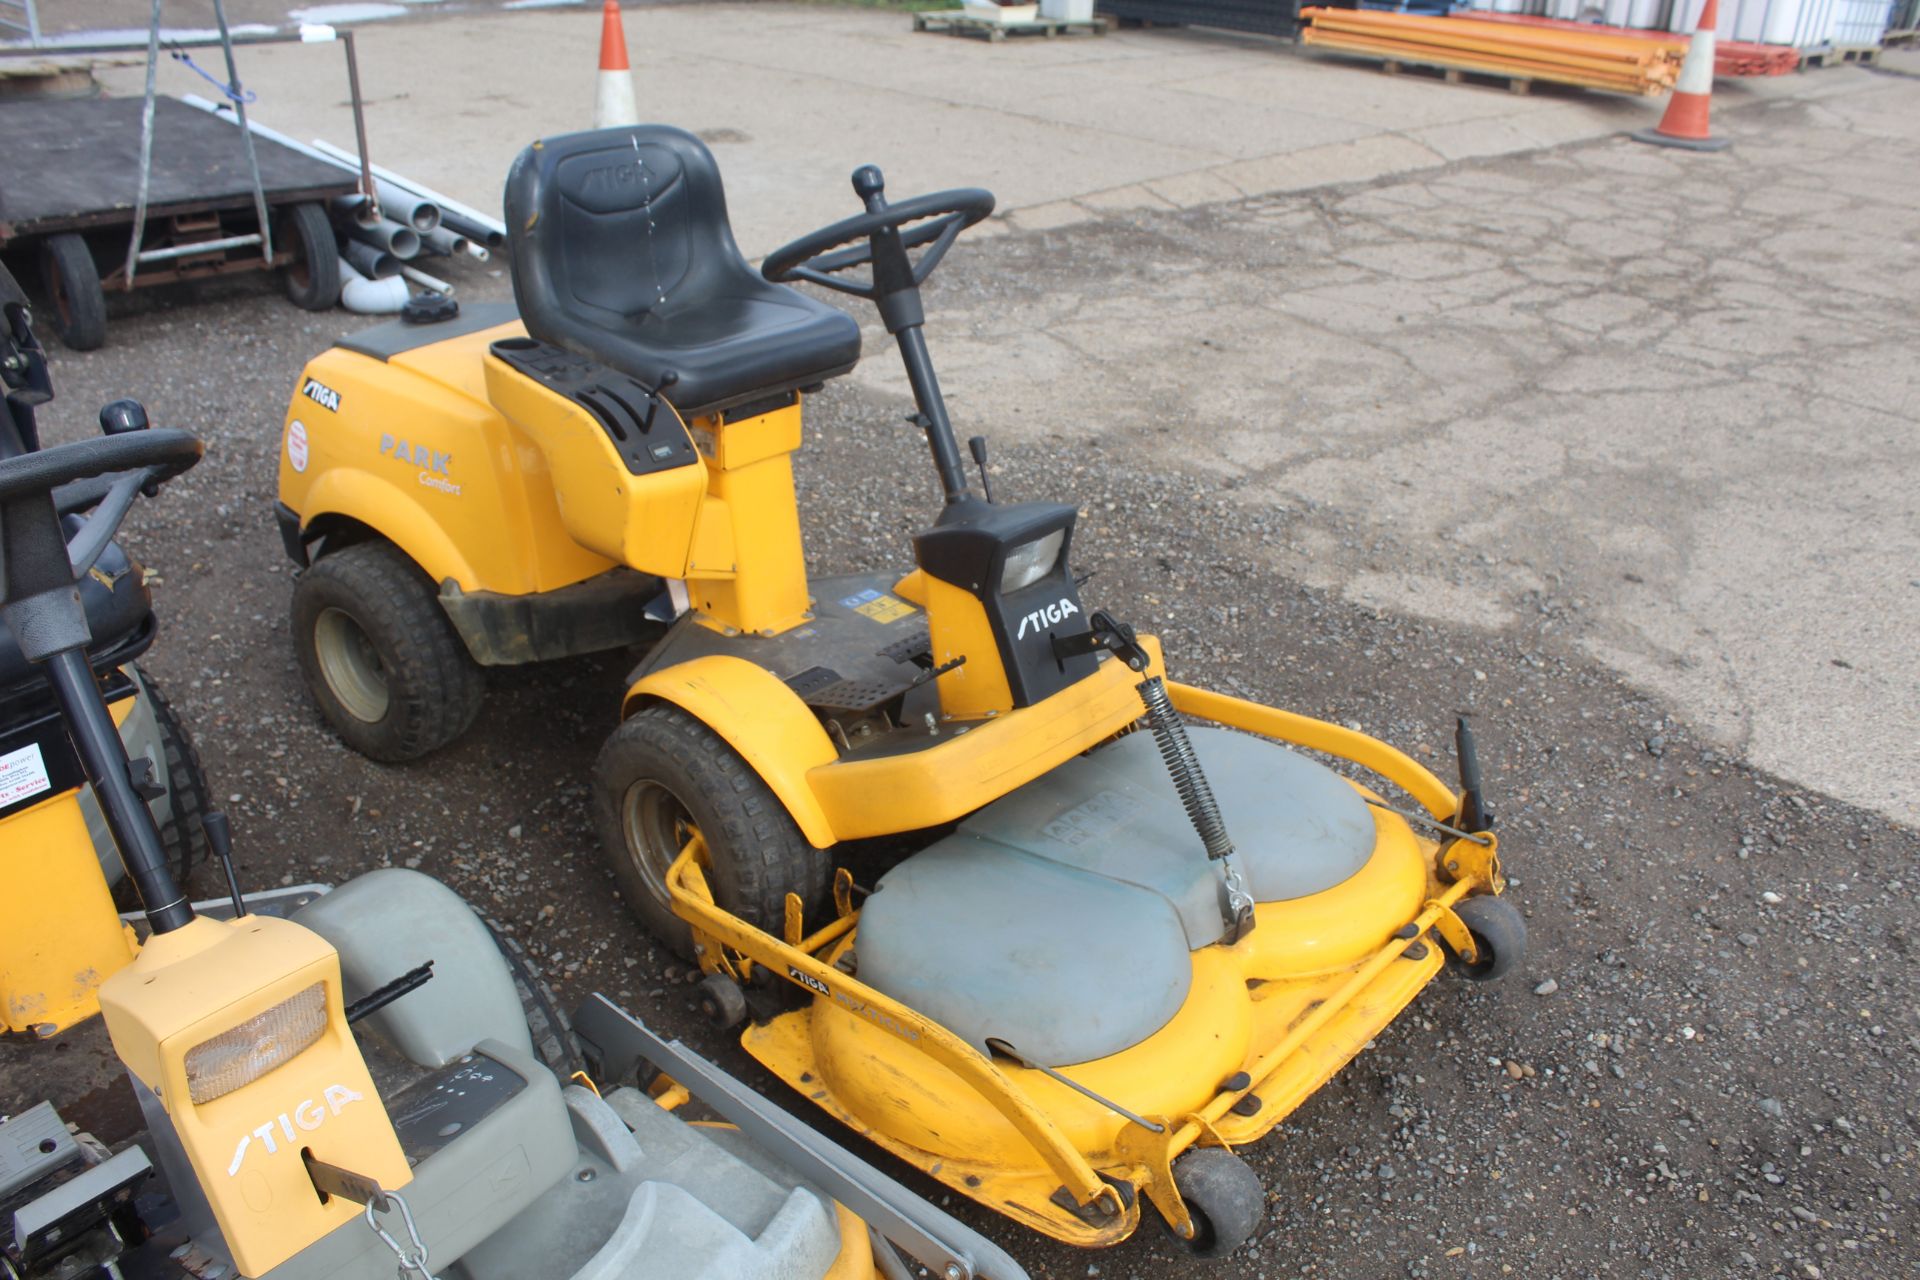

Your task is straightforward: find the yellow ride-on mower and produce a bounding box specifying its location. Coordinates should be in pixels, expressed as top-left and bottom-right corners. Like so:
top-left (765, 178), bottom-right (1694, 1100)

top-left (275, 125), bottom-right (1525, 1258)
top-left (0, 270), bottom-right (1026, 1280)
top-left (0, 290), bottom-right (211, 1041)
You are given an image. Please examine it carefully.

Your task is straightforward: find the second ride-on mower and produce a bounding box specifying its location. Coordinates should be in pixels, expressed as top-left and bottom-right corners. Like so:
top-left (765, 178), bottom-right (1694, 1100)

top-left (0, 267), bottom-right (1025, 1280)
top-left (276, 125), bottom-right (1526, 1257)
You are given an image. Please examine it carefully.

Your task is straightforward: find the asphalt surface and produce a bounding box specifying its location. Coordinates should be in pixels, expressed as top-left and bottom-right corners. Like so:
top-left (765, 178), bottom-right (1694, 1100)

top-left (3, 111), bottom-right (1916, 1280)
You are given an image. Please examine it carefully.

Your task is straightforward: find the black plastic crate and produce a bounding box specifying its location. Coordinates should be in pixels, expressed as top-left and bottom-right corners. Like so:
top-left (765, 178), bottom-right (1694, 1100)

top-left (1098, 0), bottom-right (1303, 38)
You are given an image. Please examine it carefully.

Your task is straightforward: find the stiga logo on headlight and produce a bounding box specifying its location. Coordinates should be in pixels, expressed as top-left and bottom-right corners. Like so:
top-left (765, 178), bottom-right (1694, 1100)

top-left (225, 1085), bottom-right (366, 1176)
top-left (1015, 597), bottom-right (1079, 639)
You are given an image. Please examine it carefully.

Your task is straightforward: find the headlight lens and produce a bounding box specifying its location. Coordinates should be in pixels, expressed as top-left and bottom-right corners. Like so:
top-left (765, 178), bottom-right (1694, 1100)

top-left (184, 982), bottom-right (328, 1104)
top-left (999, 529), bottom-right (1065, 594)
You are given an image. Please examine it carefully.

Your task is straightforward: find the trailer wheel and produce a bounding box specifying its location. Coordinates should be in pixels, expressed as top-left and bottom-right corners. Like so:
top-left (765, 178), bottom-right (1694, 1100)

top-left (594, 703), bottom-right (829, 961)
top-left (292, 540), bottom-right (483, 761)
top-left (1169, 1148), bottom-right (1264, 1258)
top-left (39, 233), bottom-right (106, 351)
top-left (280, 202), bottom-right (341, 311)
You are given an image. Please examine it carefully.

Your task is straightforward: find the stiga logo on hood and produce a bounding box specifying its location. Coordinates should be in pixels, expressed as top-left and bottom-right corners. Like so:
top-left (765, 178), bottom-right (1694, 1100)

top-left (301, 378), bottom-right (341, 412)
top-left (226, 1085), bottom-right (365, 1176)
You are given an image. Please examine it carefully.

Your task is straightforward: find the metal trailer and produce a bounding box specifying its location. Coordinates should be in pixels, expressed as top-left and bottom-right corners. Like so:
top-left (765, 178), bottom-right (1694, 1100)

top-left (0, 95), bottom-right (355, 350)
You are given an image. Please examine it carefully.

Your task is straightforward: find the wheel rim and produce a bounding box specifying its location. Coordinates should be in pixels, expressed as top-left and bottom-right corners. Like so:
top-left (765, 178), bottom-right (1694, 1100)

top-left (48, 263), bottom-right (72, 326)
top-left (620, 779), bottom-right (702, 909)
top-left (314, 607), bottom-right (390, 723)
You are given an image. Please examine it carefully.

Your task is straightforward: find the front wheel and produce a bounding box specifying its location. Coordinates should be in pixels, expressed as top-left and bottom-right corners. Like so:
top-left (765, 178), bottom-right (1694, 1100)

top-left (593, 703), bottom-right (828, 962)
top-left (291, 540), bottom-right (483, 762)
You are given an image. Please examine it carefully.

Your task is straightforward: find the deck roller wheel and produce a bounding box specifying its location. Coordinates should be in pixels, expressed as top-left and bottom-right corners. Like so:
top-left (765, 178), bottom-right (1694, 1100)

top-left (695, 973), bottom-right (748, 1030)
top-left (1169, 1148), bottom-right (1264, 1258)
top-left (1444, 895), bottom-right (1526, 983)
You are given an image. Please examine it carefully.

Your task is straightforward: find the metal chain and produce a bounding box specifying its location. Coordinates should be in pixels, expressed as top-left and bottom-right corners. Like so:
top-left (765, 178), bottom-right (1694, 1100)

top-left (365, 1192), bottom-right (439, 1280)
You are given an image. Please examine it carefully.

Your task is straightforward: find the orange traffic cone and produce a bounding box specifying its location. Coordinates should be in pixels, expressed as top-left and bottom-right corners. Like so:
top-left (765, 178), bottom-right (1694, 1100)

top-left (594, 0), bottom-right (638, 129)
top-left (1633, 0), bottom-right (1731, 151)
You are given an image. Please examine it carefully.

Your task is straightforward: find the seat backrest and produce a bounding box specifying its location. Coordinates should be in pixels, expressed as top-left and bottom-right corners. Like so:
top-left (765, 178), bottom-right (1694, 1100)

top-left (504, 125), bottom-right (753, 342)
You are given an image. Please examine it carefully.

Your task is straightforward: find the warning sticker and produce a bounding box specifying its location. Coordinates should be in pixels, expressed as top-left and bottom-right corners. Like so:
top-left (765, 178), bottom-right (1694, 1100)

top-left (0, 743), bottom-right (52, 808)
top-left (854, 595), bottom-right (917, 625)
top-left (286, 419), bottom-right (309, 473)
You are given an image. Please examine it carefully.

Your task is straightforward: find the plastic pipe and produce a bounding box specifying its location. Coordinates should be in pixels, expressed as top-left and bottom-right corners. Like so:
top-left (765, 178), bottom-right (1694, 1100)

top-left (308, 140), bottom-right (507, 248)
top-left (341, 238), bottom-right (399, 281)
top-left (179, 94), bottom-right (436, 230)
top-left (399, 263), bottom-right (453, 296)
top-left (419, 226), bottom-right (469, 257)
top-left (331, 193), bottom-right (378, 227)
top-left (337, 259), bottom-right (409, 314)
top-left (349, 218), bottom-right (419, 260)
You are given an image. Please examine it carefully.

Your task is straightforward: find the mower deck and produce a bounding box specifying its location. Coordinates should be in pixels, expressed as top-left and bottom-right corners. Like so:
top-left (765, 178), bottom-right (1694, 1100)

top-left (670, 680), bottom-right (1502, 1247)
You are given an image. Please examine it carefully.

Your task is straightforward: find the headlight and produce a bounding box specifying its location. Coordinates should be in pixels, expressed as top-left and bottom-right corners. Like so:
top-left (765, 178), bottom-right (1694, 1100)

top-left (184, 982), bottom-right (328, 1104)
top-left (999, 529), bottom-right (1065, 594)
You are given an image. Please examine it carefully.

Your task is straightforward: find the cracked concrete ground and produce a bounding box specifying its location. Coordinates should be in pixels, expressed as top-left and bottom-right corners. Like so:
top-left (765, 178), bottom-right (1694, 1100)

top-left (3, 9), bottom-right (1916, 1278)
top-left (853, 80), bottom-right (1920, 826)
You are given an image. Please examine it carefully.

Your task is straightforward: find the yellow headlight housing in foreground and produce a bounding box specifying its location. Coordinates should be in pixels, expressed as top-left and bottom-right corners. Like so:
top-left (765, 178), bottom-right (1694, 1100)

top-left (184, 981), bottom-right (328, 1104)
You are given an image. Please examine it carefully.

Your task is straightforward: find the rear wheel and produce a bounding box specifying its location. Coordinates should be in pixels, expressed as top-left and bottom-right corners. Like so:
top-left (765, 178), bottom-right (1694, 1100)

top-left (148, 674), bottom-right (211, 892)
top-left (484, 917), bottom-right (585, 1082)
top-left (112, 672), bottom-right (213, 912)
top-left (594, 703), bottom-right (828, 961)
top-left (39, 233), bottom-right (106, 351)
top-left (1170, 1148), bottom-right (1264, 1258)
top-left (279, 202), bottom-right (340, 311)
top-left (291, 540), bottom-right (483, 761)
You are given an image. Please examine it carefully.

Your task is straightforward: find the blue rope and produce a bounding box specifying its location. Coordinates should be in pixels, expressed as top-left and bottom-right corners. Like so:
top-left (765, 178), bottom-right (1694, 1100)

top-left (168, 44), bottom-right (256, 104)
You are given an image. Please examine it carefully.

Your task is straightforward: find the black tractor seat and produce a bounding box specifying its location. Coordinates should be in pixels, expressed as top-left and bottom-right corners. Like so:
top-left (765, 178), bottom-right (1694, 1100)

top-left (0, 532), bottom-right (152, 701)
top-left (504, 125), bottom-right (861, 420)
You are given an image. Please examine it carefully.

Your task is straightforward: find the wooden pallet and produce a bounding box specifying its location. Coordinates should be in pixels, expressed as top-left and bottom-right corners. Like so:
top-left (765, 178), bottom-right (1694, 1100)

top-left (912, 9), bottom-right (1107, 41)
top-left (1800, 43), bottom-right (1882, 67)
top-left (1379, 56), bottom-right (1536, 95)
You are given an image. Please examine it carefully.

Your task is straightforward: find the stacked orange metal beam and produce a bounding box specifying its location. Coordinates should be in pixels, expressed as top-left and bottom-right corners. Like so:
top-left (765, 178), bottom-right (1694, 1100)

top-left (1469, 13), bottom-right (1800, 75)
top-left (1298, 8), bottom-right (1685, 95)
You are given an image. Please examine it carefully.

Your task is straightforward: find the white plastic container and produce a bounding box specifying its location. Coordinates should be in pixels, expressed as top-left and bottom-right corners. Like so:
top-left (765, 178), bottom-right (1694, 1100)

top-left (1039, 0), bottom-right (1094, 18)
top-left (1828, 0), bottom-right (1894, 41)
top-left (962, 0), bottom-right (1041, 21)
top-left (1666, 0), bottom-right (1859, 46)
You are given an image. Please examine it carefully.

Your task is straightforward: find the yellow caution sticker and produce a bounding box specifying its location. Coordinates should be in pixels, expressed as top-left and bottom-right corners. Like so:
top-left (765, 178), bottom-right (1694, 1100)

top-left (854, 595), bottom-right (917, 624)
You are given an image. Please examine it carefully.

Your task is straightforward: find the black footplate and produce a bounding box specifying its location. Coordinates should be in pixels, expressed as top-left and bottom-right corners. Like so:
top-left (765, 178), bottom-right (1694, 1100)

top-left (786, 665), bottom-right (914, 718)
top-left (489, 337), bottom-right (697, 477)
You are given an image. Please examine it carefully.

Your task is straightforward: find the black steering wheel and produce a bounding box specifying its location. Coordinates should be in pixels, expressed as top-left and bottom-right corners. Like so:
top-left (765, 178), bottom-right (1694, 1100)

top-left (761, 166), bottom-right (994, 299)
top-left (0, 427), bottom-right (203, 581)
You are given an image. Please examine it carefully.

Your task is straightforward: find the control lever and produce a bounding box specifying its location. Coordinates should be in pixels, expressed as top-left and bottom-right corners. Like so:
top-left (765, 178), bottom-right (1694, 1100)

top-left (1052, 609), bottom-right (1150, 672)
top-left (968, 435), bottom-right (993, 503)
top-left (642, 369), bottom-right (679, 432)
top-left (204, 811), bottom-right (245, 918)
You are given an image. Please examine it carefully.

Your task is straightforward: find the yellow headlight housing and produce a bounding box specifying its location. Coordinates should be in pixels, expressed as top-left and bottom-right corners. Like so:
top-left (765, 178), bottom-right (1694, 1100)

top-left (183, 981), bottom-right (328, 1104)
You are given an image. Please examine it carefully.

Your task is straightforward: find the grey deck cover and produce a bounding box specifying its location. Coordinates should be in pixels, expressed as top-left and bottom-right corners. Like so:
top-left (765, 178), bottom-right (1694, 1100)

top-left (857, 727), bottom-right (1376, 1066)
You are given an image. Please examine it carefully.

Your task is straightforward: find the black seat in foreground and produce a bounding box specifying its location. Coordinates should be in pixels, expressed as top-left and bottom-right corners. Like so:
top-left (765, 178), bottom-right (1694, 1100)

top-left (504, 125), bottom-right (861, 420)
top-left (0, 534), bottom-right (151, 694)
